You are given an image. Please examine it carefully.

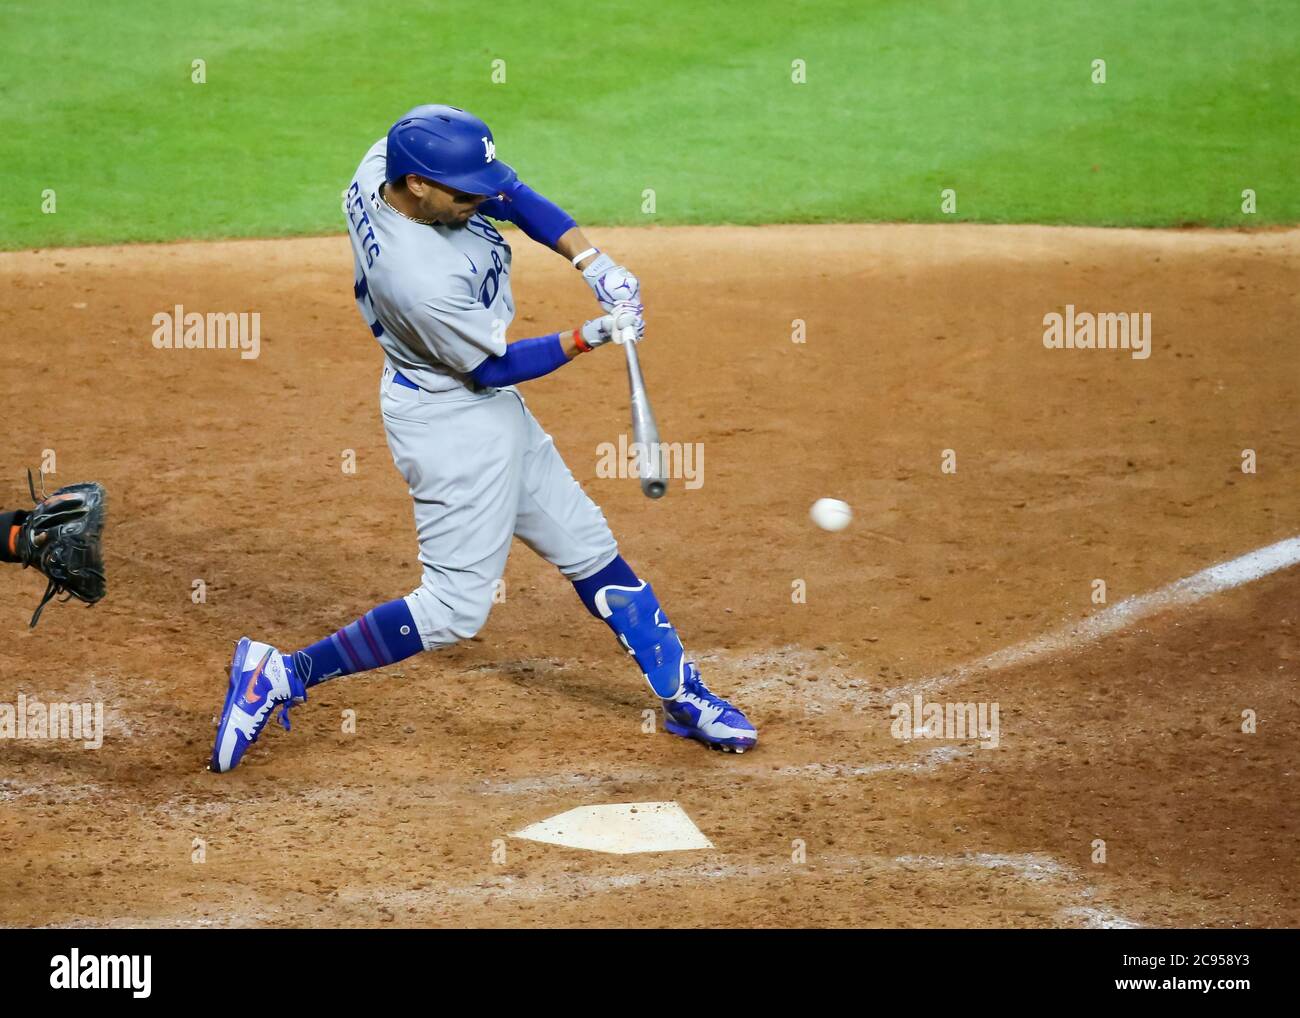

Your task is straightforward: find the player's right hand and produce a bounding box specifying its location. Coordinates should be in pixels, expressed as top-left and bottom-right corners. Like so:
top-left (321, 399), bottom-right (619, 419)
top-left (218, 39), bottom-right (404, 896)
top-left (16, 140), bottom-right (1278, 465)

top-left (611, 301), bottom-right (644, 342)
top-left (579, 315), bottom-right (618, 349)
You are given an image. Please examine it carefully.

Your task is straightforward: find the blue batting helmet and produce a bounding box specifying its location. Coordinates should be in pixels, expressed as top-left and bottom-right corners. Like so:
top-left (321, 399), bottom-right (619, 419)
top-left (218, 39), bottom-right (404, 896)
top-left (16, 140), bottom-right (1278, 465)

top-left (385, 104), bottom-right (517, 197)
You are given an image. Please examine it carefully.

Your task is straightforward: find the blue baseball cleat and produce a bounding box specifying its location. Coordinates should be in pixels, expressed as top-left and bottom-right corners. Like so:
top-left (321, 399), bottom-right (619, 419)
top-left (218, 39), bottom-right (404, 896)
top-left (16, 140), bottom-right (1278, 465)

top-left (662, 662), bottom-right (758, 753)
top-left (210, 637), bottom-right (306, 773)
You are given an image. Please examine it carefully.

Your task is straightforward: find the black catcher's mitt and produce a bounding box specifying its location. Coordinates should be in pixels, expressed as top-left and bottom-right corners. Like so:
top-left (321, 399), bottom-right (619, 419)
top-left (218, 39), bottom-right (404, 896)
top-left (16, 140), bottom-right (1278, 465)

top-left (15, 470), bottom-right (107, 628)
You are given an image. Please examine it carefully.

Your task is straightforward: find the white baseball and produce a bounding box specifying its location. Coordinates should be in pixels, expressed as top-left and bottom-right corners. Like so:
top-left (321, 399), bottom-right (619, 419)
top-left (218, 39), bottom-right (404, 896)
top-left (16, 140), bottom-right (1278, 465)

top-left (810, 498), bottom-right (852, 532)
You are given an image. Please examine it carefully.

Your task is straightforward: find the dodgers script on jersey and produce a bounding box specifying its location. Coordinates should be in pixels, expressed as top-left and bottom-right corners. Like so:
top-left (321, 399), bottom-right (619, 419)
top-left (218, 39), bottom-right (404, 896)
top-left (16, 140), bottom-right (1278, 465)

top-left (344, 139), bottom-right (515, 393)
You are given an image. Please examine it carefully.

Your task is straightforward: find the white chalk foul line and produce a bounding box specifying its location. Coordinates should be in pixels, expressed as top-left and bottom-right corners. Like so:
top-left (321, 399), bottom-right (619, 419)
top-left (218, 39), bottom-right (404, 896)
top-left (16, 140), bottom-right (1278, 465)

top-left (893, 853), bottom-right (1142, 928)
top-left (885, 535), bottom-right (1300, 702)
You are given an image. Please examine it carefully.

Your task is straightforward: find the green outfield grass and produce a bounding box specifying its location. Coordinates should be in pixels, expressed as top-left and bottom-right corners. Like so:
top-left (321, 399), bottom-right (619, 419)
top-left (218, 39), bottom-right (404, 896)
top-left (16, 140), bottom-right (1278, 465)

top-left (1, 0), bottom-right (1296, 247)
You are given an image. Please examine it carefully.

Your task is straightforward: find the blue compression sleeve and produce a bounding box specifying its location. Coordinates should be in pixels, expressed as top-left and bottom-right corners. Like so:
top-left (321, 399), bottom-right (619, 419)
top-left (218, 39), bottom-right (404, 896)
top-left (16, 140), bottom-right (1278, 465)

top-left (471, 332), bottom-right (571, 387)
top-left (479, 181), bottom-right (577, 249)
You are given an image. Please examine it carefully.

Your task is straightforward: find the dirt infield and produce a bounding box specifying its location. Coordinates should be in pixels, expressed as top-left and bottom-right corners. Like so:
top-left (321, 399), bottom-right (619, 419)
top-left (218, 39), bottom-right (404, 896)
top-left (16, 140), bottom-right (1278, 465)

top-left (0, 224), bottom-right (1296, 928)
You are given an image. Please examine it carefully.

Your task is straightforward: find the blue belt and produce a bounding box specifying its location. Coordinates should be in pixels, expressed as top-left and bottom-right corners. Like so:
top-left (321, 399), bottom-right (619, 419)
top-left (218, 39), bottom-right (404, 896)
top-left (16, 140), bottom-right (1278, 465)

top-left (391, 369), bottom-right (420, 391)
top-left (391, 368), bottom-right (495, 395)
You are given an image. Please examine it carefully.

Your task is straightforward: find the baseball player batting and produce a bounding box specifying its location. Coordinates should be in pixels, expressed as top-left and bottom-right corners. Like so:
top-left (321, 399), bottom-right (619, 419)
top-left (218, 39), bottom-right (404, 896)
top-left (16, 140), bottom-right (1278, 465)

top-left (210, 104), bottom-right (757, 772)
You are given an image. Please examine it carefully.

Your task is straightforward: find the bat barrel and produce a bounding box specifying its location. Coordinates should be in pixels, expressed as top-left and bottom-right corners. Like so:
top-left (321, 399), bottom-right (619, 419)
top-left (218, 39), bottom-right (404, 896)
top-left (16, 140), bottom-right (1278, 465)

top-left (622, 334), bottom-right (668, 499)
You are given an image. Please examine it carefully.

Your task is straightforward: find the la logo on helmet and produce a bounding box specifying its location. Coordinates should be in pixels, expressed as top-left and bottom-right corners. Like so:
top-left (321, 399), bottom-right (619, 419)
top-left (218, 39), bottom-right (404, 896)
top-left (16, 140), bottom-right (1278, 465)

top-left (481, 136), bottom-right (495, 163)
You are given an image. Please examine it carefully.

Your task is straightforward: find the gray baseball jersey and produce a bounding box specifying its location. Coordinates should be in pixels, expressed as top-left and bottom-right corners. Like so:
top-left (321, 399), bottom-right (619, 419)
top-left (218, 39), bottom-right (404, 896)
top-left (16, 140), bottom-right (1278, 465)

top-left (344, 139), bottom-right (618, 650)
top-left (345, 138), bottom-right (515, 393)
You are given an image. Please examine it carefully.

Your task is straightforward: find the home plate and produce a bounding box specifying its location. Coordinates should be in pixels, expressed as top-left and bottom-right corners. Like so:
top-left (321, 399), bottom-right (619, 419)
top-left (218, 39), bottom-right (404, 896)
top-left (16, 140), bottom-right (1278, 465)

top-left (511, 802), bottom-right (714, 854)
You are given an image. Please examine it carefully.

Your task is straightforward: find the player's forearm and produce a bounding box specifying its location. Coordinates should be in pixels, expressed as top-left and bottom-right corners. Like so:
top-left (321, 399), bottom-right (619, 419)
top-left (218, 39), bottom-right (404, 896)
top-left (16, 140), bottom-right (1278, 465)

top-left (470, 331), bottom-right (590, 388)
top-left (484, 181), bottom-right (576, 249)
top-left (556, 227), bottom-right (601, 269)
top-left (481, 183), bottom-right (602, 271)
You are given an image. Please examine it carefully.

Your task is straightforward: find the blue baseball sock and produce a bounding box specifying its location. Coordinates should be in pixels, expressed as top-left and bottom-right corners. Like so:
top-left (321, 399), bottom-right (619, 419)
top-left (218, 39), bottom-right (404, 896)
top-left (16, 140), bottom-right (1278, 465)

top-left (292, 597), bottom-right (424, 689)
top-left (572, 555), bottom-right (687, 699)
